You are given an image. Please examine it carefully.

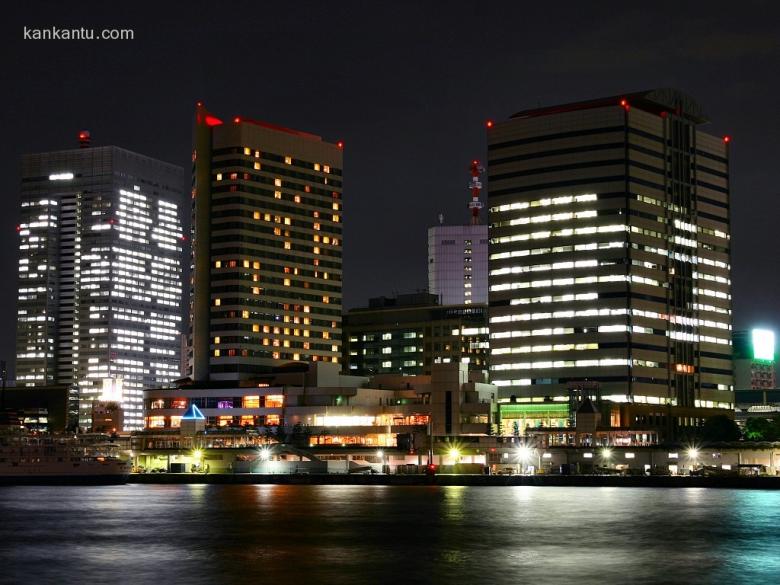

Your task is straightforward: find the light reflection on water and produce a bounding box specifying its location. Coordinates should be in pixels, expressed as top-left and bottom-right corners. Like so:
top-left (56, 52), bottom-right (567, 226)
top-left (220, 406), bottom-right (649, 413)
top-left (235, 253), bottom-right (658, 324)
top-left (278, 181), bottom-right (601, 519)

top-left (1, 485), bottom-right (779, 585)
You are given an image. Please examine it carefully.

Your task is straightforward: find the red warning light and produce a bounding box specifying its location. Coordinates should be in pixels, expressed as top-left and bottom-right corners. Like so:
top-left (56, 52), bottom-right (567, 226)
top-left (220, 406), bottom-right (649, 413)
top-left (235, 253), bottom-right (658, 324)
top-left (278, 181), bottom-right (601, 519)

top-left (233, 116), bottom-right (241, 124)
top-left (337, 141), bottom-right (344, 149)
top-left (619, 99), bottom-right (629, 111)
top-left (486, 120), bottom-right (494, 128)
top-left (205, 115), bottom-right (223, 127)
top-left (723, 135), bottom-right (731, 143)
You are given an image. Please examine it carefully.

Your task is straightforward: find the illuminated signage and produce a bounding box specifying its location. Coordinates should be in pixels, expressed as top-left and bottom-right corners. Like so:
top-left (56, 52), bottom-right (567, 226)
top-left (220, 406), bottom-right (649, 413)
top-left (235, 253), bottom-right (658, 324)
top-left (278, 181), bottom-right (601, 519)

top-left (752, 329), bottom-right (775, 362)
top-left (48, 172), bottom-right (74, 181)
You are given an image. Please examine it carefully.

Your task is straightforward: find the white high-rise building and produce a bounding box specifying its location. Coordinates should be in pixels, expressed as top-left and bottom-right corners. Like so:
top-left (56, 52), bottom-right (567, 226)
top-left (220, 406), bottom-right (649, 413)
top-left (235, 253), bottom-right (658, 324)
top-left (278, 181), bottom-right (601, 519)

top-left (16, 142), bottom-right (185, 430)
top-left (428, 224), bottom-right (488, 305)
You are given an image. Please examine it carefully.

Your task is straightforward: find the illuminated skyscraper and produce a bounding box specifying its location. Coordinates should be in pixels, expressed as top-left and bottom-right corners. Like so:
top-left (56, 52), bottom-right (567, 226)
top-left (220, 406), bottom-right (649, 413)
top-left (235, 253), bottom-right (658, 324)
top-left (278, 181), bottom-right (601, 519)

top-left (488, 89), bottom-right (734, 437)
top-left (190, 104), bottom-right (343, 382)
top-left (16, 141), bottom-right (185, 430)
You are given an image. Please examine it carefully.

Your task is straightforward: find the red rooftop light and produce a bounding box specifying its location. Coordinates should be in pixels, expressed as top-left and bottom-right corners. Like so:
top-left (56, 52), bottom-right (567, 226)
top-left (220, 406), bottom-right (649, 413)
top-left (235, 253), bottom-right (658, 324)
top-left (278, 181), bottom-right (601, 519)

top-left (337, 141), bottom-right (344, 149)
top-left (723, 135), bottom-right (731, 143)
top-left (205, 115), bottom-right (223, 127)
top-left (233, 116), bottom-right (241, 123)
top-left (486, 120), bottom-right (494, 128)
top-left (619, 99), bottom-right (629, 111)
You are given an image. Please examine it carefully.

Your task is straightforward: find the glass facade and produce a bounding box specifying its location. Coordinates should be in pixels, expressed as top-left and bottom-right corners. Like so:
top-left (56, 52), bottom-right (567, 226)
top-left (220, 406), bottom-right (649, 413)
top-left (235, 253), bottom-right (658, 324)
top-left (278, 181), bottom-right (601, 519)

top-left (16, 146), bottom-right (185, 430)
top-left (488, 90), bottom-right (734, 419)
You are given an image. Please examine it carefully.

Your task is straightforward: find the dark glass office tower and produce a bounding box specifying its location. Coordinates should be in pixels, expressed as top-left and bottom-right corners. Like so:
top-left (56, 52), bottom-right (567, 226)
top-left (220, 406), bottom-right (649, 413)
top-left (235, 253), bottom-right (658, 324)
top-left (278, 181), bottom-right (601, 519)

top-left (488, 89), bottom-right (733, 436)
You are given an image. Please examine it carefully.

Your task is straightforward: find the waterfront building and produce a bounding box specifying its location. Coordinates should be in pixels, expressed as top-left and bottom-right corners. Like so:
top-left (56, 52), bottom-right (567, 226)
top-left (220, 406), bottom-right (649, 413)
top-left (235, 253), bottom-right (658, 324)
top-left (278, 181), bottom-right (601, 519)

top-left (428, 223), bottom-right (489, 305)
top-left (343, 293), bottom-right (489, 376)
top-left (733, 329), bottom-right (776, 390)
top-left (190, 104), bottom-right (343, 383)
top-left (16, 139), bottom-right (185, 430)
top-left (141, 362), bottom-right (495, 447)
top-left (487, 88), bottom-right (734, 439)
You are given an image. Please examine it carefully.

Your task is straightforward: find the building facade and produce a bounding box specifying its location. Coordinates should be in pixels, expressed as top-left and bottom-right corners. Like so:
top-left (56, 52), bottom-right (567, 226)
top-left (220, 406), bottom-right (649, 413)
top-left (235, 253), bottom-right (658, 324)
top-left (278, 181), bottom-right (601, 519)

top-left (343, 293), bottom-right (489, 376)
top-left (190, 104), bottom-right (343, 383)
top-left (16, 143), bottom-right (185, 430)
top-left (487, 89), bottom-right (734, 436)
top-left (428, 224), bottom-right (488, 305)
top-left (142, 362), bottom-right (495, 446)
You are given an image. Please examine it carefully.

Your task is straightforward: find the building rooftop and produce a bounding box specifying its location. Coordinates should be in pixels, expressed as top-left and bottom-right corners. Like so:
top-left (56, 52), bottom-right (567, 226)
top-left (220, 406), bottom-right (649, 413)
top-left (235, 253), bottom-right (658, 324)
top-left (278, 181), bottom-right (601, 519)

top-left (510, 88), bottom-right (708, 125)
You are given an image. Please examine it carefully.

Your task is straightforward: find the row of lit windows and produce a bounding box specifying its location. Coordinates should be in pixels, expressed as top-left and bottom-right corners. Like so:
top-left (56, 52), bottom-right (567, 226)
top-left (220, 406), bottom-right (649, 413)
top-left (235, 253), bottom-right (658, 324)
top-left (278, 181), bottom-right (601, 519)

top-left (490, 273), bottom-right (660, 292)
top-left (490, 193), bottom-right (598, 214)
top-left (490, 326), bottom-right (731, 345)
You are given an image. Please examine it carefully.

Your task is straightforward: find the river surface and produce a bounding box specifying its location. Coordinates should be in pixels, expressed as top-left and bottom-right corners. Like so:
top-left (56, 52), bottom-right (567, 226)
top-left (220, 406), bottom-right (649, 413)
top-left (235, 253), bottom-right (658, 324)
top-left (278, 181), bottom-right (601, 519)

top-left (1, 485), bottom-right (779, 585)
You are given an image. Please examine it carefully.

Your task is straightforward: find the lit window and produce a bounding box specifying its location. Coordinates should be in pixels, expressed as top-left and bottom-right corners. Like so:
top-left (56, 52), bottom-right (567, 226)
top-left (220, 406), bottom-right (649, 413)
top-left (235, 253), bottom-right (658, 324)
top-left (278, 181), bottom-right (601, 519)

top-left (275, 191), bottom-right (282, 199)
top-left (314, 163), bottom-right (321, 171)
top-left (332, 214), bottom-right (340, 222)
top-left (214, 298), bottom-right (221, 306)
top-left (244, 147), bottom-right (251, 155)
top-left (254, 162), bottom-right (261, 170)
top-left (285, 156), bottom-right (292, 165)
top-left (215, 260), bottom-right (221, 268)
top-left (294, 195), bottom-right (301, 203)
top-left (323, 165), bottom-right (330, 174)
top-left (214, 336), bottom-right (220, 344)
top-left (274, 178), bottom-right (282, 187)
top-left (216, 173), bottom-right (223, 181)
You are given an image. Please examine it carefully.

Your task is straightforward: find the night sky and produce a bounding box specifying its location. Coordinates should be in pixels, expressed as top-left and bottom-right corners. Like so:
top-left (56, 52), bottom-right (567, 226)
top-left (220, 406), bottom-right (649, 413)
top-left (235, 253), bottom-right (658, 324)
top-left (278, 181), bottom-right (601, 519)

top-left (2, 1), bottom-right (779, 378)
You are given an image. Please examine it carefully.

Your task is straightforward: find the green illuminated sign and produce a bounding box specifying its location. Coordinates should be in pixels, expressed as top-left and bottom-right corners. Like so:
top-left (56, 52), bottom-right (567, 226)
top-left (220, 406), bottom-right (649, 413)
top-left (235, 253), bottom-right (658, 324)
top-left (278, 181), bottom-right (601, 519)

top-left (752, 328), bottom-right (775, 362)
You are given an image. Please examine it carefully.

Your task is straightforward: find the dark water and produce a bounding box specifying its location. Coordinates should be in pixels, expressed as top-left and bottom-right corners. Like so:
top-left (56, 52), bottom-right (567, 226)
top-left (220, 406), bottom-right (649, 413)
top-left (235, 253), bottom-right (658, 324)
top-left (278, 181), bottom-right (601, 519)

top-left (1, 485), bottom-right (779, 585)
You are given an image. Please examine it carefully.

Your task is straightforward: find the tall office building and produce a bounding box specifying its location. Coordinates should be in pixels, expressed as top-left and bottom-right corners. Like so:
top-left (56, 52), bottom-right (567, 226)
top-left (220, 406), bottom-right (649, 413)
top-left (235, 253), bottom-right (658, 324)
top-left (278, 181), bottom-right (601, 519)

top-left (488, 89), bottom-right (733, 434)
top-left (191, 104), bottom-right (343, 382)
top-left (428, 224), bottom-right (488, 305)
top-left (16, 140), bottom-right (185, 430)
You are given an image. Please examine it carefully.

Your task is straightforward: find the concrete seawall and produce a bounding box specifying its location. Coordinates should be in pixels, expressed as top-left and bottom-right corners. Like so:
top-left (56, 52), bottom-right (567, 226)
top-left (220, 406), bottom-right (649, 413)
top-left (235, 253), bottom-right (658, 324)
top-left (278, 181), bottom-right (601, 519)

top-left (128, 473), bottom-right (780, 489)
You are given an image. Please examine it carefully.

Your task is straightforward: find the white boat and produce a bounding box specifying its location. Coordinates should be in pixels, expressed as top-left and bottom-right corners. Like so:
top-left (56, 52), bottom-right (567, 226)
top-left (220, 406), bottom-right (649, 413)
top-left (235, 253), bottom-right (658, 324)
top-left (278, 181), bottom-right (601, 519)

top-left (0, 432), bottom-right (129, 485)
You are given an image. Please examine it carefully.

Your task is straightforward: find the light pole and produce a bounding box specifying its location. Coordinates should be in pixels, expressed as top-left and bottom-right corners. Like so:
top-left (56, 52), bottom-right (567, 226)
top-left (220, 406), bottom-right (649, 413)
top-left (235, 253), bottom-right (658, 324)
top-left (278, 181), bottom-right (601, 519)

top-left (516, 445), bottom-right (533, 475)
top-left (687, 447), bottom-right (699, 475)
top-left (601, 447), bottom-right (612, 473)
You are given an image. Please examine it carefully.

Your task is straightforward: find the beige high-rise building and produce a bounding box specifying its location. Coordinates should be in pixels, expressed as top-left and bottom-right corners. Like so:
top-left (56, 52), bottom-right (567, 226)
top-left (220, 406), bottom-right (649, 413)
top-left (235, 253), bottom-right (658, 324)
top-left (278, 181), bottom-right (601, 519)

top-left (190, 104), bottom-right (343, 382)
top-left (488, 89), bottom-right (733, 438)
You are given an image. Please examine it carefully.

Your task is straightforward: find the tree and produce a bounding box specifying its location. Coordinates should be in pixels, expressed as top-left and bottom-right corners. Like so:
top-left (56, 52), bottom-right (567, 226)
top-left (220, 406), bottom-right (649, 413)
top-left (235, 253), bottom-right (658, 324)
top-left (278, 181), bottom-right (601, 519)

top-left (744, 417), bottom-right (780, 441)
top-left (700, 415), bottom-right (741, 442)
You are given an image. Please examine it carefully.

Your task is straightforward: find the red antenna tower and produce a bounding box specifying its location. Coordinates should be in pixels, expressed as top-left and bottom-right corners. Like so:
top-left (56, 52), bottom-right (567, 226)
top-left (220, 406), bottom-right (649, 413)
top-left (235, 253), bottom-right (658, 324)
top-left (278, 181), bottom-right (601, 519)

top-left (468, 159), bottom-right (484, 224)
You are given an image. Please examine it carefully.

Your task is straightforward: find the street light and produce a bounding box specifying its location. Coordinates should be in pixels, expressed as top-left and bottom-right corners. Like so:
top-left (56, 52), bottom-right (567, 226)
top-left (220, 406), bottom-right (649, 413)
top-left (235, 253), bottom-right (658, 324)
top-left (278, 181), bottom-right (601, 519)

top-left (601, 447), bottom-right (612, 470)
top-left (258, 447), bottom-right (271, 461)
top-left (516, 445), bottom-right (533, 474)
top-left (687, 447), bottom-right (700, 474)
top-left (448, 448), bottom-right (461, 462)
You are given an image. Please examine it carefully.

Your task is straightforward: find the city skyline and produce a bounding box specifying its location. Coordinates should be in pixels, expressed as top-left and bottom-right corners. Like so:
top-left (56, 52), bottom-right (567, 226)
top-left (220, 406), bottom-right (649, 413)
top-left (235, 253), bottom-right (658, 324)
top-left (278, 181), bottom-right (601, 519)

top-left (3, 2), bottom-right (780, 378)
